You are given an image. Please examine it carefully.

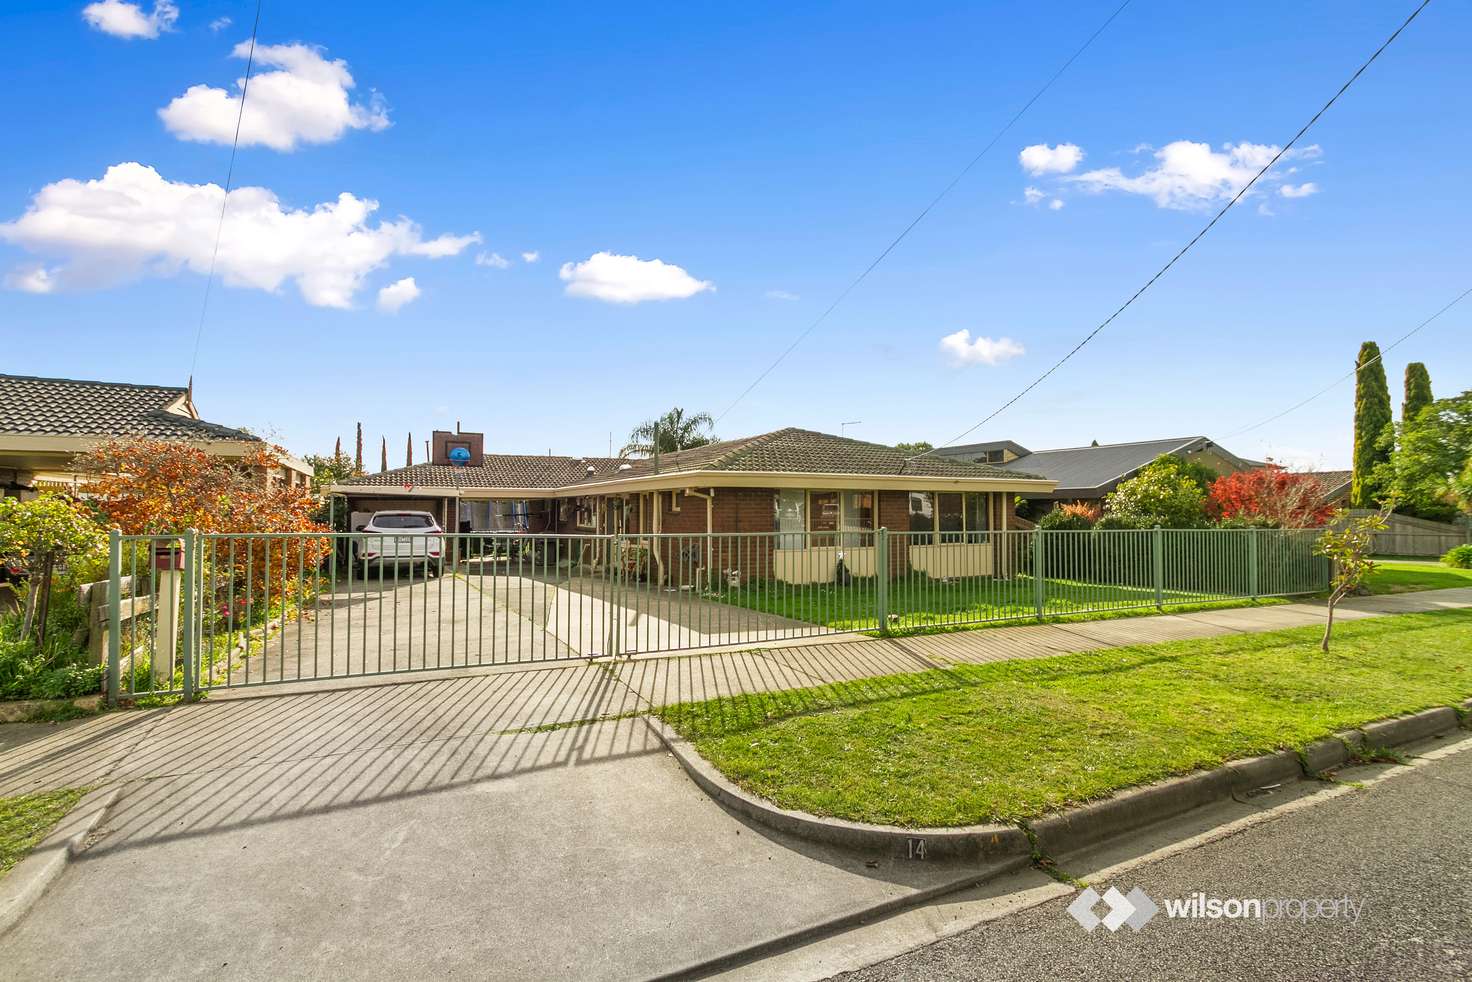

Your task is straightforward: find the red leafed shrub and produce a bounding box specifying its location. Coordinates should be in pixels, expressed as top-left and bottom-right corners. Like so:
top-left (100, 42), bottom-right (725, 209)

top-left (76, 438), bottom-right (331, 596)
top-left (1060, 501), bottom-right (1102, 524)
top-left (1209, 468), bottom-right (1335, 528)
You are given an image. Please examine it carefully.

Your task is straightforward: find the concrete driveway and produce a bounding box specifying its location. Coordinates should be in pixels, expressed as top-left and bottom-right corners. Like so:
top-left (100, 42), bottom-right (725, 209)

top-left (1, 666), bottom-right (979, 981)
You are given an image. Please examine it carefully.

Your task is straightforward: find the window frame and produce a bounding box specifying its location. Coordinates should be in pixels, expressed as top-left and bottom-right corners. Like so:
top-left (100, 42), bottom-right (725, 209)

top-left (909, 490), bottom-right (992, 544)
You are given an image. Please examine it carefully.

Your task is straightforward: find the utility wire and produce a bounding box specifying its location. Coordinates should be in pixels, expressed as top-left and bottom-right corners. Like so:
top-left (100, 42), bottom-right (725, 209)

top-left (713, 0), bottom-right (1134, 425)
top-left (1224, 284), bottom-right (1472, 440)
top-left (919, 0), bottom-right (1434, 459)
top-left (187, 0), bottom-right (264, 380)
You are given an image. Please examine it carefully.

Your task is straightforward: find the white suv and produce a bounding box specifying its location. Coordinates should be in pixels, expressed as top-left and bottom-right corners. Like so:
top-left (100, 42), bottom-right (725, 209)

top-left (358, 511), bottom-right (444, 577)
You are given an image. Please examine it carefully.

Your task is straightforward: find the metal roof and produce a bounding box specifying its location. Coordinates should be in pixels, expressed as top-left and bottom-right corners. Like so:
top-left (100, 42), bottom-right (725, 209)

top-left (990, 436), bottom-right (1250, 495)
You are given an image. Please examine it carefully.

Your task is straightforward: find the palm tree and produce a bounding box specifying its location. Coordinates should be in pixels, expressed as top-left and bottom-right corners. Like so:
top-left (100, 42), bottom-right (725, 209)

top-left (621, 408), bottom-right (718, 457)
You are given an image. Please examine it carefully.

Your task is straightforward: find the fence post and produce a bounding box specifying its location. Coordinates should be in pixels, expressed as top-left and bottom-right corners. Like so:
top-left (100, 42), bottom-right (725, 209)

top-left (180, 529), bottom-right (196, 702)
top-left (875, 528), bottom-right (890, 634)
top-left (1152, 525), bottom-right (1164, 610)
top-left (107, 529), bottom-right (121, 706)
top-left (1248, 528), bottom-right (1260, 600)
top-left (1032, 529), bottom-right (1046, 622)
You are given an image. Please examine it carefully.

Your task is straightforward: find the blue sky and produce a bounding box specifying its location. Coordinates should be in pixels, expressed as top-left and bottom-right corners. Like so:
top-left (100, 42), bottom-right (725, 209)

top-left (2, 1), bottom-right (1467, 469)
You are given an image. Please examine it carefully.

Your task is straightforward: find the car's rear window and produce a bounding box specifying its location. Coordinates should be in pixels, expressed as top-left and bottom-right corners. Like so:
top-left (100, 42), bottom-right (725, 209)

top-left (370, 514), bottom-right (435, 529)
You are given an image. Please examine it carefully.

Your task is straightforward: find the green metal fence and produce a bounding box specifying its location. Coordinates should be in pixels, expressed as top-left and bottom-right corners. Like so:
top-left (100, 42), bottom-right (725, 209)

top-left (104, 526), bottom-right (1332, 702)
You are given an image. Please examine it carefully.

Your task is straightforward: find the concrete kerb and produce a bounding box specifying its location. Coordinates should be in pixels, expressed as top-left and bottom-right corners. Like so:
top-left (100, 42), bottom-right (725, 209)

top-left (640, 715), bottom-right (1031, 864)
top-left (0, 786), bottom-right (119, 938)
top-left (646, 701), bottom-right (1472, 870)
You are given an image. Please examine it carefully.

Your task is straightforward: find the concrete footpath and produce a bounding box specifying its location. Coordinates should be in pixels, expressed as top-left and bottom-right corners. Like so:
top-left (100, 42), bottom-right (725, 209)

top-left (0, 588), bottom-right (1469, 981)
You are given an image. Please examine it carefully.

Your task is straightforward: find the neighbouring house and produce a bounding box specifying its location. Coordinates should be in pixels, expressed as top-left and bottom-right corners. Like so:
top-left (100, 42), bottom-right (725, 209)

top-left (331, 427), bottom-right (1056, 585)
top-left (934, 436), bottom-right (1262, 512)
top-left (1307, 470), bottom-right (1352, 510)
top-left (0, 373), bottom-right (311, 499)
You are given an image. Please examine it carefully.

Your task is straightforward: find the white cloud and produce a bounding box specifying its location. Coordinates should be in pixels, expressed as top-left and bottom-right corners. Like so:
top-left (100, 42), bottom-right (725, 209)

top-left (1069, 141), bottom-right (1321, 211)
top-left (1019, 143), bottom-right (1083, 176)
top-left (939, 330), bottom-right (1025, 367)
top-left (376, 276), bottom-right (420, 313)
top-left (1279, 181), bottom-right (1319, 198)
top-left (475, 251), bottom-right (510, 269)
top-left (1048, 198), bottom-right (1064, 210)
top-left (521, 250), bottom-right (539, 263)
top-left (1022, 186), bottom-right (1046, 205)
top-left (559, 251), bottom-right (713, 304)
top-left (209, 16), bottom-right (232, 32)
top-left (765, 289), bottom-right (800, 301)
top-left (82, 0), bottom-right (177, 39)
top-left (4, 266), bottom-right (56, 294)
top-left (159, 42), bottom-right (390, 151)
top-left (0, 162), bottom-right (479, 308)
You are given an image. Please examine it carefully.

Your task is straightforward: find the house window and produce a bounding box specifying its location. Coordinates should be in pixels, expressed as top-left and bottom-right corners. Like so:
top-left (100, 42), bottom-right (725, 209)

top-left (915, 491), bottom-right (991, 544)
top-left (575, 496), bottom-right (598, 530)
top-left (809, 491), bottom-right (840, 547)
top-left (840, 491), bottom-right (874, 547)
top-left (908, 491), bottom-right (934, 536)
top-left (775, 489), bottom-right (805, 549)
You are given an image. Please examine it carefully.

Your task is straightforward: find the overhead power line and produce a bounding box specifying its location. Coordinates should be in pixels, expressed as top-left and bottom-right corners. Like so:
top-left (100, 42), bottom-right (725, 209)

top-left (1224, 284), bottom-right (1472, 440)
top-left (188, 0), bottom-right (265, 379)
top-left (713, 0), bottom-right (1134, 425)
top-left (919, 0), bottom-right (1435, 459)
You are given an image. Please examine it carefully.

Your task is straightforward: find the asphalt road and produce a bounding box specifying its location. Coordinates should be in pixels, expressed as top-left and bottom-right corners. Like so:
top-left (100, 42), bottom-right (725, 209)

top-left (839, 739), bottom-right (1472, 982)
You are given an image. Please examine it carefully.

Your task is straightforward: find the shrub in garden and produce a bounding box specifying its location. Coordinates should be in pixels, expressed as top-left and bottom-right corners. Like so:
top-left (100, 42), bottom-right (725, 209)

top-left (76, 438), bottom-right (332, 597)
top-left (1103, 455), bottom-right (1210, 529)
top-left (0, 494), bottom-right (106, 644)
top-left (1037, 503), bottom-right (1098, 531)
top-left (1444, 544), bottom-right (1472, 569)
top-left (1208, 467), bottom-right (1335, 528)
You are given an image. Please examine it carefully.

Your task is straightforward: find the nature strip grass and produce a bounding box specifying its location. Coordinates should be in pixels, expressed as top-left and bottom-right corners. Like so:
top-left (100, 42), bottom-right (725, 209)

top-left (1364, 560), bottom-right (1472, 595)
top-left (0, 788), bottom-right (89, 878)
top-left (655, 609), bottom-right (1472, 828)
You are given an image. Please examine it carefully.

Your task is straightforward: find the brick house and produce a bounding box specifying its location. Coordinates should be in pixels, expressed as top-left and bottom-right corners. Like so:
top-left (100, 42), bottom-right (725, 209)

top-left (332, 428), bottom-right (1054, 586)
top-left (0, 373), bottom-right (311, 499)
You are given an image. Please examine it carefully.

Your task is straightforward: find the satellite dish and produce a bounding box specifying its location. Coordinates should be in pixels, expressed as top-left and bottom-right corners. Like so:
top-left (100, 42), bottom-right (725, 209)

top-left (449, 447), bottom-right (471, 467)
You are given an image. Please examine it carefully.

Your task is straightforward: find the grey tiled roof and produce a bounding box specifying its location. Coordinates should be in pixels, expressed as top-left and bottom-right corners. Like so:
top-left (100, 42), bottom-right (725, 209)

top-left (0, 374), bottom-right (258, 441)
top-left (341, 456), bottom-right (625, 489)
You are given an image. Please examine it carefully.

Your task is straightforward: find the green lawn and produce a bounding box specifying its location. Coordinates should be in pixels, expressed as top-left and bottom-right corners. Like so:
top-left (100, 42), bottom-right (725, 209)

top-left (1365, 560), bottom-right (1472, 595)
top-left (0, 788), bottom-right (88, 877)
top-left (656, 610), bottom-right (1472, 828)
top-left (711, 573), bottom-right (1245, 632)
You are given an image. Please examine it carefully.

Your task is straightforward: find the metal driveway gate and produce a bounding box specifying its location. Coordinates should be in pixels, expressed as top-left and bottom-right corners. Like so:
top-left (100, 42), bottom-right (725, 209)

top-left (104, 527), bottom-right (1331, 702)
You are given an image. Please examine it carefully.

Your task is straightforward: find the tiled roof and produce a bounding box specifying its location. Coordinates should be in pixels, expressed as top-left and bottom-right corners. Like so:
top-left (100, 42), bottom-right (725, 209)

top-left (340, 456), bottom-right (626, 489)
top-left (1308, 470), bottom-right (1352, 499)
top-left (616, 428), bottom-right (1040, 480)
top-left (0, 374), bottom-right (258, 441)
top-left (340, 429), bottom-right (1045, 493)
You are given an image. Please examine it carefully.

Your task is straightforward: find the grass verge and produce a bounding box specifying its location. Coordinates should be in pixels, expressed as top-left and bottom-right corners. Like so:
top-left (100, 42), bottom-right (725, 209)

top-left (656, 609), bottom-right (1472, 828)
top-left (0, 788), bottom-right (89, 878)
top-left (1365, 560), bottom-right (1472, 595)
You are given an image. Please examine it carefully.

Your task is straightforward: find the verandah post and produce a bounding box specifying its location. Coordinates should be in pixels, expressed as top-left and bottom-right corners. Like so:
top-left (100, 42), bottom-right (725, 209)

top-left (1152, 524), bottom-right (1164, 610)
top-left (875, 527), bottom-right (890, 634)
top-left (1032, 529), bottom-right (1045, 622)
